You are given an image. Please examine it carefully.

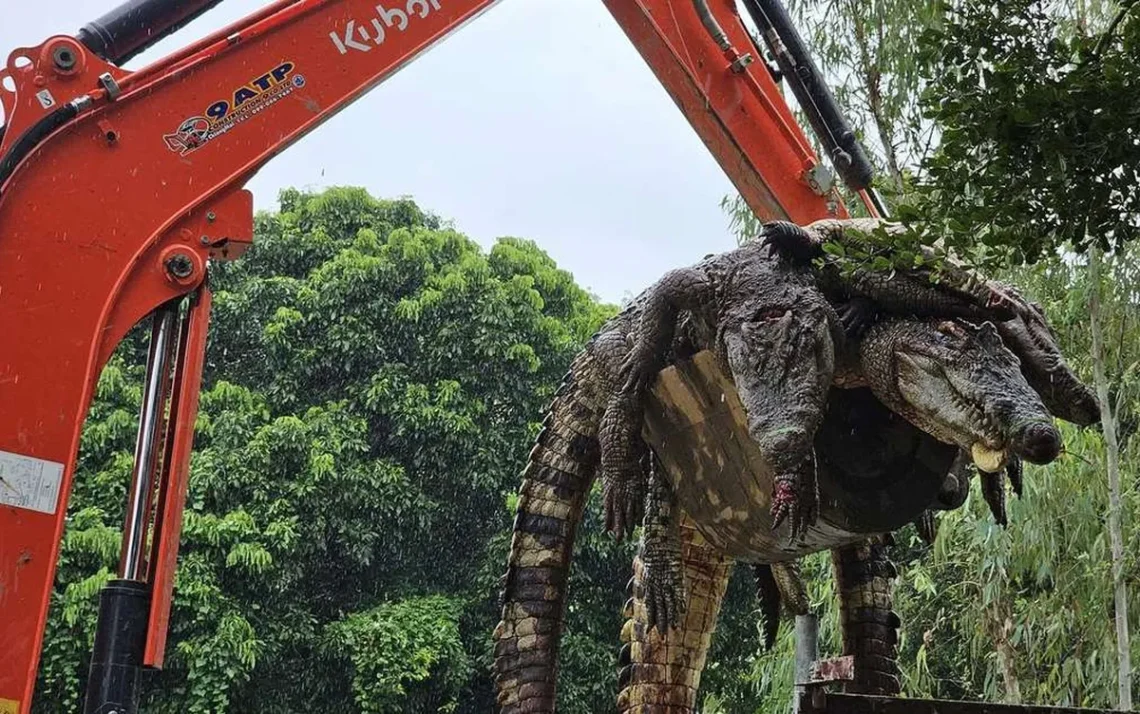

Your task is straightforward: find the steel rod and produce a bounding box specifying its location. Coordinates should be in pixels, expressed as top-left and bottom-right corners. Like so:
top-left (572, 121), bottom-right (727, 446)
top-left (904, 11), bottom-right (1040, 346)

top-left (742, 0), bottom-right (876, 193)
top-left (118, 303), bottom-right (180, 582)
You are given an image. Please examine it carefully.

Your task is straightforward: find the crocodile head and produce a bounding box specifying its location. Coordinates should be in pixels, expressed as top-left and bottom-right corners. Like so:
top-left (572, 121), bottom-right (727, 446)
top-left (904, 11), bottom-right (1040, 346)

top-left (859, 318), bottom-right (1062, 473)
top-left (989, 282), bottom-right (1100, 426)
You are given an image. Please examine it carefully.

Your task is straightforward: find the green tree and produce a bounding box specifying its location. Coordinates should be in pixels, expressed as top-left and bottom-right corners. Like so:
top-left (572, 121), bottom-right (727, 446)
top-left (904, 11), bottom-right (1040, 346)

top-left (901, 3), bottom-right (1139, 706)
top-left (895, 244), bottom-right (1139, 709)
top-left (37, 187), bottom-right (684, 713)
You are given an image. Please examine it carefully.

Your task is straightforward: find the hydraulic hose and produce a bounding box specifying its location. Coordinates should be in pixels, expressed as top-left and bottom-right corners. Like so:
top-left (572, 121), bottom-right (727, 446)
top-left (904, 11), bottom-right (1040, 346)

top-left (742, 0), bottom-right (876, 192)
top-left (0, 98), bottom-right (87, 198)
top-left (693, 0), bottom-right (732, 51)
top-left (76, 0), bottom-right (227, 66)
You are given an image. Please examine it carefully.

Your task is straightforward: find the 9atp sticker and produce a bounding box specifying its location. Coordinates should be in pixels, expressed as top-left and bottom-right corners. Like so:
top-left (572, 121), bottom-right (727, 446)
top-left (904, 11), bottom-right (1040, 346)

top-left (162, 61), bottom-right (305, 156)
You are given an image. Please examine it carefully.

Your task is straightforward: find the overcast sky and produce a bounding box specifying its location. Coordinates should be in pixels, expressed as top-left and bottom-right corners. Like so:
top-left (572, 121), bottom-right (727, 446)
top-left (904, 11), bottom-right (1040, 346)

top-left (2, 1), bottom-right (743, 304)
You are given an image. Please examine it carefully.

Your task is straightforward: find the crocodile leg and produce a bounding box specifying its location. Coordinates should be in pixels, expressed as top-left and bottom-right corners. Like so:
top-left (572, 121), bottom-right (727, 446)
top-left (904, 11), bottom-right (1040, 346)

top-left (617, 514), bottom-right (734, 714)
top-left (754, 560), bottom-right (811, 649)
top-left (601, 268), bottom-right (715, 540)
top-left (754, 564), bottom-right (783, 650)
top-left (493, 354), bottom-right (606, 714)
top-left (640, 450), bottom-right (686, 634)
top-left (831, 537), bottom-right (902, 695)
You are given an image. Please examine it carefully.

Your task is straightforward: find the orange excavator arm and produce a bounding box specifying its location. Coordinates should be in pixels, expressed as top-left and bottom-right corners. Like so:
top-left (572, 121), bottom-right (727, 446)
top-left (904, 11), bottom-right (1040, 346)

top-left (0, 0), bottom-right (881, 711)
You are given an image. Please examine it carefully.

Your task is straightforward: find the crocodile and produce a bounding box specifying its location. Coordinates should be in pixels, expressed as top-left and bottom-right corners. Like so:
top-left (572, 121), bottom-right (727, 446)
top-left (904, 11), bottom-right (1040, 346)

top-left (598, 218), bottom-right (1024, 545)
top-left (491, 219), bottom-right (1094, 713)
top-left (611, 314), bottom-right (1073, 712)
top-left (491, 313), bottom-right (1058, 712)
top-left (759, 217), bottom-right (1099, 533)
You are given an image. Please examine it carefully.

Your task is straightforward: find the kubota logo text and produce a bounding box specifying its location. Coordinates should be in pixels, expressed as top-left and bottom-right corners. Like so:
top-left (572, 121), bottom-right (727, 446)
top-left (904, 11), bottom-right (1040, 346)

top-left (330, 1), bottom-right (443, 54)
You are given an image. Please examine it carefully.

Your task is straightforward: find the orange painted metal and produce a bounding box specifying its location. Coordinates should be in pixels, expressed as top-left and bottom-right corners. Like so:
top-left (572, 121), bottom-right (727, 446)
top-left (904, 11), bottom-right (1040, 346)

top-left (143, 288), bottom-right (211, 668)
top-left (0, 0), bottom-right (847, 709)
top-left (0, 38), bottom-right (126, 158)
top-left (601, 0), bottom-right (848, 223)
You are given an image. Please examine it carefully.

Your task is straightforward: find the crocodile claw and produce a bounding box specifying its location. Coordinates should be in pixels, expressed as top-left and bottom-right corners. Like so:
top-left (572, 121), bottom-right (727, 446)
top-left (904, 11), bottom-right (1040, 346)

top-left (603, 477), bottom-right (644, 541)
top-left (643, 557), bottom-right (686, 635)
top-left (837, 297), bottom-right (877, 339)
top-left (771, 475), bottom-right (818, 542)
top-left (759, 220), bottom-right (821, 264)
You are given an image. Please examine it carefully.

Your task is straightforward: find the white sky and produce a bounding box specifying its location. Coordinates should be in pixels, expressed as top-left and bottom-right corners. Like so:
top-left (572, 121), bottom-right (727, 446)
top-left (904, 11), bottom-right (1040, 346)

top-left (2, 1), bottom-right (743, 304)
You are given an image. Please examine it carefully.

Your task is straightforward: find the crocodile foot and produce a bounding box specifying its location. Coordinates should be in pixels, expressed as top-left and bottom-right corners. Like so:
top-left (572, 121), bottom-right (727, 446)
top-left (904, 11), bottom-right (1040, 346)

top-left (602, 471), bottom-right (645, 541)
top-left (1007, 455), bottom-right (1023, 498)
top-left (759, 220), bottom-right (821, 264)
top-left (599, 397), bottom-right (647, 540)
top-left (914, 509), bottom-right (938, 545)
top-left (837, 296), bottom-right (878, 339)
top-left (641, 451), bottom-right (685, 634)
top-left (980, 468), bottom-right (1008, 527)
top-left (642, 540), bottom-right (685, 634)
top-left (771, 473), bottom-right (818, 542)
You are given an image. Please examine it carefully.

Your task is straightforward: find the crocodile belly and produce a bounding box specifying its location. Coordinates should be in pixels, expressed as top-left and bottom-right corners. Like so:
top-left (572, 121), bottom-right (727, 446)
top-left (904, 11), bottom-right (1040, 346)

top-left (643, 352), bottom-right (955, 563)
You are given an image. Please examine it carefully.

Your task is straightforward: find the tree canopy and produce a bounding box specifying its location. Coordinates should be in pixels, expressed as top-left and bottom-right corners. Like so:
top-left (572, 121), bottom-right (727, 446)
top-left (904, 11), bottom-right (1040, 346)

top-left (36, 187), bottom-right (690, 713)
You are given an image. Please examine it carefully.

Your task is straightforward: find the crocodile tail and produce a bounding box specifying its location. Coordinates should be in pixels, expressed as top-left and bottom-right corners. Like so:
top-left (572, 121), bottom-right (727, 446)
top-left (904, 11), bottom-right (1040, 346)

top-left (831, 537), bottom-right (902, 695)
top-left (617, 516), bottom-right (734, 714)
top-left (493, 354), bottom-right (604, 714)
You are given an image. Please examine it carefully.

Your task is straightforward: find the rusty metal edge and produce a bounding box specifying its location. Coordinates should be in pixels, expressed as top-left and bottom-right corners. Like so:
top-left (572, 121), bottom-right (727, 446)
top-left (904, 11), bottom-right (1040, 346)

top-left (798, 691), bottom-right (1140, 714)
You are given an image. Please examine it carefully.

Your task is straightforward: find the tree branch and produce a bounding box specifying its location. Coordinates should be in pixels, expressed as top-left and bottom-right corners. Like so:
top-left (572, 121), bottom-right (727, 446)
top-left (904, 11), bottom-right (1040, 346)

top-left (1092, 0), bottom-right (1139, 58)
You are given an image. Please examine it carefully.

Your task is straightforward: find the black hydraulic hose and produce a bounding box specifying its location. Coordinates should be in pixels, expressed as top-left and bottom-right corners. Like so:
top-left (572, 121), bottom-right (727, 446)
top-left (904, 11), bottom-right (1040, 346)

top-left (0, 99), bottom-right (85, 197)
top-left (694, 0), bottom-right (732, 51)
top-left (76, 0), bottom-right (227, 66)
top-left (742, 0), bottom-right (876, 193)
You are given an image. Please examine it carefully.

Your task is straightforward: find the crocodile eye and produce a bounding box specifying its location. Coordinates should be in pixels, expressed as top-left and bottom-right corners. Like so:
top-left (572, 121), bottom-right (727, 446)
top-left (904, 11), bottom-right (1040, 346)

top-left (754, 308), bottom-right (786, 323)
top-left (935, 321), bottom-right (967, 340)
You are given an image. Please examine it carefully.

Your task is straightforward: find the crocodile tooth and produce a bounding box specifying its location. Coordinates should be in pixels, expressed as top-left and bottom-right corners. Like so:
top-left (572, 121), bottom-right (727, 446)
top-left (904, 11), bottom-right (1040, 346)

top-left (971, 443), bottom-right (1006, 473)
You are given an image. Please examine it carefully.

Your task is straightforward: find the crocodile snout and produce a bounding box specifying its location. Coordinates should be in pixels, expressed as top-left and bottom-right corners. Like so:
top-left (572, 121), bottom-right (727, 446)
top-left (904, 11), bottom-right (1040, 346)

top-left (1014, 421), bottom-right (1061, 464)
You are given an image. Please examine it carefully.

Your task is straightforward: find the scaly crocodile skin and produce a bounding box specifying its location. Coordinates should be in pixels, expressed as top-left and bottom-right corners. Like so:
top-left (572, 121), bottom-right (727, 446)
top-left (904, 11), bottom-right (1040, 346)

top-left (617, 515), bottom-right (734, 714)
top-left (832, 537), bottom-right (903, 695)
top-left (492, 351), bottom-right (606, 714)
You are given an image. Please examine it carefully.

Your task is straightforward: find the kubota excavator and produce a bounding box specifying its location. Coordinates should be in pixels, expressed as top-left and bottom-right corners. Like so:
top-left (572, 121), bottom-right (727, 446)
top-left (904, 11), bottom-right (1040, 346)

top-left (0, 0), bottom-right (887, 711)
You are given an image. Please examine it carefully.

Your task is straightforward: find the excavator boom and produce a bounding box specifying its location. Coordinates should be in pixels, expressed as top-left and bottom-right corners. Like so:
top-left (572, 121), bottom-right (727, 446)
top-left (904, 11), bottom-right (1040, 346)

top-left (0, 0), bottom-right (877, 711)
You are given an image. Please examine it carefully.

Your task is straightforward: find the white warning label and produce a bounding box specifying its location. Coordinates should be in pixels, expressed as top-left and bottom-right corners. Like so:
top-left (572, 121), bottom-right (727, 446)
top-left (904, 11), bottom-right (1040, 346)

top-left (0, 450), bottom-right (64, 515)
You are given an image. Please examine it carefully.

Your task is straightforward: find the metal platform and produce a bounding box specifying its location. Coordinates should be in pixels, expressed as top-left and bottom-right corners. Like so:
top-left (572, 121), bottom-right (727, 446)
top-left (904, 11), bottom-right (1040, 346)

top-left (798, 691), bottom-right (1136, 714)
top-left (792, 614), bottom-right (1135, 714)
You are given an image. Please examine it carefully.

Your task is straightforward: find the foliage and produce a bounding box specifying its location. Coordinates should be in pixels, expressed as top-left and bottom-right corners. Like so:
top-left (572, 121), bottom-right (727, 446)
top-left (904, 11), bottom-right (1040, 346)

top-left (900, 0), bottom-right (1140, 267)
top-left (325, 595), bottom-right (470, 713)
top-left (783, 0), bottom-right (944, 191)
